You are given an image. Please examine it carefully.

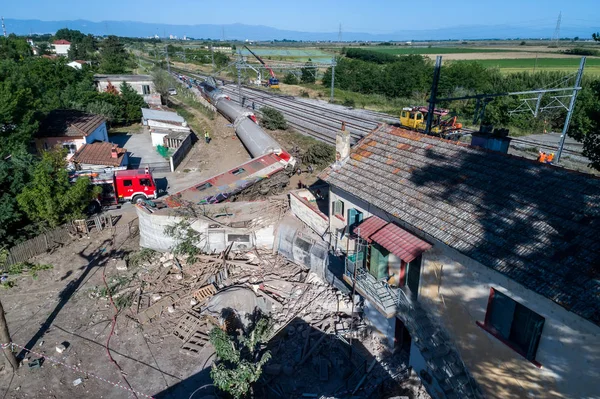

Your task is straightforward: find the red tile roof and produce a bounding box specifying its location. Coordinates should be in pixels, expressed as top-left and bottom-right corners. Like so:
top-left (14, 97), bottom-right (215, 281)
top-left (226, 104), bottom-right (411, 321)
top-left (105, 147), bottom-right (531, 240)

top-left (72, 142), bottom-right (127, 167)
top-left (354, 216), bottom-right (432, 263)
top-left (53, 39), bottom-right (71, 45)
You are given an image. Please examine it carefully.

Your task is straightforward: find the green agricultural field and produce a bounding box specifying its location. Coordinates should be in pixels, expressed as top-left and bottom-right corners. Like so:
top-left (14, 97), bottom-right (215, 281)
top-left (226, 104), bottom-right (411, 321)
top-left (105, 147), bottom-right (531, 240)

top-left (458, 58), bottom-right (600, 75)
top-left (370, 47), bottom-right (513, 55)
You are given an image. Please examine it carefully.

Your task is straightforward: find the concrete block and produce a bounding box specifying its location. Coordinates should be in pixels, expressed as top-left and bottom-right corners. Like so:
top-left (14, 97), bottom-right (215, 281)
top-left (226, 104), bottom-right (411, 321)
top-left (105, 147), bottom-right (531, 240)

top-left (55, 344), bottom-right (67, 353)
top-left (115, 260), bottom-right (127, 271)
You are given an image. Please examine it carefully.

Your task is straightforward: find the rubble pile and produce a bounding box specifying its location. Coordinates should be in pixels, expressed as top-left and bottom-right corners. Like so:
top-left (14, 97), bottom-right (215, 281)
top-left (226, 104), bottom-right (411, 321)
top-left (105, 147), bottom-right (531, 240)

top-left (93, 245), bottom-right (427, 398)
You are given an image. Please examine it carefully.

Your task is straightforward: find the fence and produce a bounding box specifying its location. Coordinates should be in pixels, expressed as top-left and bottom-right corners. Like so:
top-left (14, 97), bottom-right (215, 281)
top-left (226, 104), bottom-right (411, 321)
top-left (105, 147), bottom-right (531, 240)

top-left (169, 132), bottom-right (194, 172)
top-left (2, 215), bottom-right (118, 269)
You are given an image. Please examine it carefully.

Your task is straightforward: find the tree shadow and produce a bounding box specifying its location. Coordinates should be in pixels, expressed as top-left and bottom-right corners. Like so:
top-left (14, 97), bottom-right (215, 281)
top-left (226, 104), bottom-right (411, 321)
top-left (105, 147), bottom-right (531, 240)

top-left (408, 146), bottom-right (599, 323)
top-left (16, 237), bottom-right (128, 359)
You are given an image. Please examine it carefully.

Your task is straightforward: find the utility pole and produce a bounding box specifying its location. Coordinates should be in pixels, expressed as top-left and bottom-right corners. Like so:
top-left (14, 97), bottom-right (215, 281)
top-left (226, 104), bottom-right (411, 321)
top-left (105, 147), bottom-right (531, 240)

top-left (556, 57), bottom-right (586, 163)
top-left (552, 12), bottom-right (562, 47)
top-left (330, 58), bottom-right (335, 103)
top-left (425, 56), bottom-right (443, 135)
top-left (165, 45), bottom-right (171, 74)
top-left (237, 55), bottom-right (242, 105)
top-left (0, 300), bottom-right (18, 371)
top-left (1, 16), bottom-right (7, 38)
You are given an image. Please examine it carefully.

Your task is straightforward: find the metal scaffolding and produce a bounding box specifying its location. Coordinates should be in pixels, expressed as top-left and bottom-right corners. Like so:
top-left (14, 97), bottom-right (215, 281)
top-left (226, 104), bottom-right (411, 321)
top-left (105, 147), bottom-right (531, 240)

top-left (427, 57), bottom-right (586, 164)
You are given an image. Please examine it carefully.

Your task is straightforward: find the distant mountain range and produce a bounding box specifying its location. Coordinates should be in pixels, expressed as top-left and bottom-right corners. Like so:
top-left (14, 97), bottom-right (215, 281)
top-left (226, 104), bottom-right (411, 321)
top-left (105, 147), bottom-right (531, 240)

top-left (4, 18), bottom-right (598, 41)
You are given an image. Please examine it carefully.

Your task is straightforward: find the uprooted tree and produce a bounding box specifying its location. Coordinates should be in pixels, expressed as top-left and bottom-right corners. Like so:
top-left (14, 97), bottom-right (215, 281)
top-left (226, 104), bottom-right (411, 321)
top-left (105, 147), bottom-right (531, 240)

top-left (209, 313), bottom-right (273, 399)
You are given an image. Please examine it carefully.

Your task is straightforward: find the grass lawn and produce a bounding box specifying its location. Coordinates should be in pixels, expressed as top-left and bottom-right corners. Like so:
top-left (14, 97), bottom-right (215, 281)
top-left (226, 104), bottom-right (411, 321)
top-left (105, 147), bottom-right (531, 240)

top-left (370, 47), bottom-right (514, 55)
top-left (458, 58), bottom-right (600, 75)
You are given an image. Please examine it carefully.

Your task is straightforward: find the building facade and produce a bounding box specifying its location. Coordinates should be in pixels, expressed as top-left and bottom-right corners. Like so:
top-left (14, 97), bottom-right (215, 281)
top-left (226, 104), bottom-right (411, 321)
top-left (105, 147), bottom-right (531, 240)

top-left (35, 110), bottom-right (108, 160)
top-left (52, 39), bottom-right (71, 56)
top-left (94, 74), bottom-right (161, 106)
top-left (318, 125), bottom-right (600, 399)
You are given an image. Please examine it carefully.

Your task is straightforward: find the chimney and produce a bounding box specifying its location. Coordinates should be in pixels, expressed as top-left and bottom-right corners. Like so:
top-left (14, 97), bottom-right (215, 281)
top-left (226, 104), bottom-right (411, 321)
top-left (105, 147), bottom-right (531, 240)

top-left (111, 146), bottom-right (118, 159)
top-left (335, 122), bottom-right (351, 162)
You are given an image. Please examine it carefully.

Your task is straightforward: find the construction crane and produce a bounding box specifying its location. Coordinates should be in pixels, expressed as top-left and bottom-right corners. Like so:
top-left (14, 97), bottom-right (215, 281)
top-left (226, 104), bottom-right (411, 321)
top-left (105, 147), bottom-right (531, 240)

top-left (243, 45), bottom-right (280, 89)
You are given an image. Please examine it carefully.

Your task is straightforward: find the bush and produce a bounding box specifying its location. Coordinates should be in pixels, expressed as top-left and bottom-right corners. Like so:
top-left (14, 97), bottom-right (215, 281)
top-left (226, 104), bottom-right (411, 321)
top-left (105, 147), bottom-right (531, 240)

top-left (300, 90), bottom-right (310, 98)
top-left (260, 107), bottom-right (287, 130)
top-left (303, 142), bottom-right (335, 167)
top-left (563, 47), bottom-right (600, 56)
top-left (342, 98), bottom-right (356, 107)
top-left (283, 73), bottom-right (298, 84)
top-left (520, 41), bottom-right (527, 46)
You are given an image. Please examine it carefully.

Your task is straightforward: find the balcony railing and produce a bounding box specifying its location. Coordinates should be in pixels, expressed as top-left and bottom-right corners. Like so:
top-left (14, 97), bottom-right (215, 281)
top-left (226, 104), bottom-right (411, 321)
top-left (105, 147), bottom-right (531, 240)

top-left (344, 258), bottom-right (412, 317)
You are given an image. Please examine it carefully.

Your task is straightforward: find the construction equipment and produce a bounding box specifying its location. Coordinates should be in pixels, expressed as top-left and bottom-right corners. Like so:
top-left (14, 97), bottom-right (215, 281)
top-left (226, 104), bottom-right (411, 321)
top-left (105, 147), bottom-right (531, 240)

top-left (243, 45), bottom-right (280, 89)
top-left (400, 106), bottom-right (463, 138)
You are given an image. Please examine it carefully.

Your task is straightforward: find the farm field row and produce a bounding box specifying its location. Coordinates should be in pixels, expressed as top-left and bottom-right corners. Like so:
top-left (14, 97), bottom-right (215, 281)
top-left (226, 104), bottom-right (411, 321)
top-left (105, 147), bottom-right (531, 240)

top-left (459, 57), bottom-right (600, 75)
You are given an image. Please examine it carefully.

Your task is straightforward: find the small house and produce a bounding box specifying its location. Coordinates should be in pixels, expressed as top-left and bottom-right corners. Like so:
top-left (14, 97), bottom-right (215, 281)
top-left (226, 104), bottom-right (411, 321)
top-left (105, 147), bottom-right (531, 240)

top-left (71, 141), bottom-right (128, 170)
top-left (52, 39), bottom-right (71, 56)
top-left (94, 74), bottom-right (161, 105)
top-left (35, 110), bottom-right (108, 159)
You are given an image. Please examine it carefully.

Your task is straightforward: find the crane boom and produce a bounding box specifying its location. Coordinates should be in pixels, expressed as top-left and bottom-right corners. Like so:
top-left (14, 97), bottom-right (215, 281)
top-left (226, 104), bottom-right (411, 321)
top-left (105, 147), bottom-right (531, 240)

top-left (243, 45), bottom-right (277, 79)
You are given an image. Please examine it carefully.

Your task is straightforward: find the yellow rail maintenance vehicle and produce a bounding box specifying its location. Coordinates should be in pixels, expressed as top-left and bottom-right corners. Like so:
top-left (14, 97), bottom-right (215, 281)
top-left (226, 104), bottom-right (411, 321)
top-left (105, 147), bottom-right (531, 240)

top-left (400, 106), bottom-right (464, 138)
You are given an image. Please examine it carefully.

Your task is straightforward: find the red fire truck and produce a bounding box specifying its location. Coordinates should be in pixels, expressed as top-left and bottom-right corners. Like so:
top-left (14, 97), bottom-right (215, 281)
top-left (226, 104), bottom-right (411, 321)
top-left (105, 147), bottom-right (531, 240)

top-left (69, 168), bottom-right (157, 210)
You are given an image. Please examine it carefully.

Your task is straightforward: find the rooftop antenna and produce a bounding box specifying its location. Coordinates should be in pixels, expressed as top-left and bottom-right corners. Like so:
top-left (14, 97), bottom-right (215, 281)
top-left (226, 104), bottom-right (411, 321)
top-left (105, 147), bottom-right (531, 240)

top-left (552, 12), bottom-right (561, 47)
top-left (2, 16), bottom-right (7, 37)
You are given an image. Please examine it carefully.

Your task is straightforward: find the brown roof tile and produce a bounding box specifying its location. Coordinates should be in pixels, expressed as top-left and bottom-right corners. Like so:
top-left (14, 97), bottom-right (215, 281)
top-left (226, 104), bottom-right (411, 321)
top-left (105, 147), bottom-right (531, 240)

top-left (72, 142), bottom-right (126, 167)
top-left (37, 110), bottom-right (106, 138)
top-left (322, 124), bottom-right (600, 326)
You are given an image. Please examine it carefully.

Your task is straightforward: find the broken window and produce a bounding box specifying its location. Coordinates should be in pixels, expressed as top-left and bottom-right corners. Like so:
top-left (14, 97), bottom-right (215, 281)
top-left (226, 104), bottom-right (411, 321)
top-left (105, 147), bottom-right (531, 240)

top-left (227, 234), bottom-right (250, 243)
top-left (63, 143), bottom-right (77, 154)
top-left (196, 182), bottom-right (213, 191)
top-left (481, 289), bottom-right (545, 363)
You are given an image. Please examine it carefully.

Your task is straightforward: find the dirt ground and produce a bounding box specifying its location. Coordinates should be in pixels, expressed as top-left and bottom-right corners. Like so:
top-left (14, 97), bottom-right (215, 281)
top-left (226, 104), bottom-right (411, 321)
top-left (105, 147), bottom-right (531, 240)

top-left (162, 97), bottom-right (252, 193)
top-left (0, 208), bottom-right (217, 399)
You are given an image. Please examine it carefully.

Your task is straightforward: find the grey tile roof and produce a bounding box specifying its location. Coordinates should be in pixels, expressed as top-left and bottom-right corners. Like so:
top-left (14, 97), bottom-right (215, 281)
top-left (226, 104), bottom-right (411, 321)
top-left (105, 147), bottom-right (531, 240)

top-left (321, 125), bottom-right (600, 326)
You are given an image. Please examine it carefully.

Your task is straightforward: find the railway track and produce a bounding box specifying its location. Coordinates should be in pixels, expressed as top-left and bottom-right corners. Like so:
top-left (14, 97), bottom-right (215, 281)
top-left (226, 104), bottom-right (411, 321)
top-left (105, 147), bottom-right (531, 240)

top-left (170, 66), bottom-right (396, 145)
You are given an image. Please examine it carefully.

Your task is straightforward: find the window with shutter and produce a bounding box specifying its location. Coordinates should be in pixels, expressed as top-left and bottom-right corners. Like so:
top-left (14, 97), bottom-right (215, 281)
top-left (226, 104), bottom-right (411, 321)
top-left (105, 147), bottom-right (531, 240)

top-left (478, 288), bottom-right (545, 366)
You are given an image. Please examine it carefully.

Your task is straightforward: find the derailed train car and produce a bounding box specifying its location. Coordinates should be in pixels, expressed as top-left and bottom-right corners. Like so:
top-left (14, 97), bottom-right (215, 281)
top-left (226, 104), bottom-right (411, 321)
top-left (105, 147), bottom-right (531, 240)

top-left (157, 74), bottom-right (296, 209)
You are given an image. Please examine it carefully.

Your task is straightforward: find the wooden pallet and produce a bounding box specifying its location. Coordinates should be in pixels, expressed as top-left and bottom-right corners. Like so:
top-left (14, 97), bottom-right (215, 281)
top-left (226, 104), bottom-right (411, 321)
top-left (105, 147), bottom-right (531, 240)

top-left (137, 293), bottom-right (181, 325)
top-left (193, 284), bottom-right (217, 302)
top-left (180, 330), bottom-right (210, 356)
top-left (173, 312), bottom-right (203, 342)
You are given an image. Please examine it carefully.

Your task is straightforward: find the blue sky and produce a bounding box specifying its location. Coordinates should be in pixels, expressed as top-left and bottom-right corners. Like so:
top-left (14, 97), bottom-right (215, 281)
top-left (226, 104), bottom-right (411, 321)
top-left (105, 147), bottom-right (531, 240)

top-left (4, 0), bottom-right (599, 33)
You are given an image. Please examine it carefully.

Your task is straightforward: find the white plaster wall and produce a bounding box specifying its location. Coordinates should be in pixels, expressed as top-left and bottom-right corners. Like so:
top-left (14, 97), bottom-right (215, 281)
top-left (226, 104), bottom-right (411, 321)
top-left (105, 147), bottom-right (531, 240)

top-left (290, 192), bottom-right (329, 237)
top-left (53, 44), bottom-right (70, 55)
top-left (96, 80), bottom-right (155, 95)
top-left (151, 131), bottom-right (168, 147)
top-left (364, 298), bottom-right (396, 348)
top-left (420, 242), bottom-right (600, 399)
top-left (328, 184), bottom-right (600, 399)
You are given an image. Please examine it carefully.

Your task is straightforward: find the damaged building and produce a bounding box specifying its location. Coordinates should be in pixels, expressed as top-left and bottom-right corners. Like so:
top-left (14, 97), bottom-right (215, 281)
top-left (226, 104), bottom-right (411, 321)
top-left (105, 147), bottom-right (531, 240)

top-left (290, 124), bottom-right (600, 399)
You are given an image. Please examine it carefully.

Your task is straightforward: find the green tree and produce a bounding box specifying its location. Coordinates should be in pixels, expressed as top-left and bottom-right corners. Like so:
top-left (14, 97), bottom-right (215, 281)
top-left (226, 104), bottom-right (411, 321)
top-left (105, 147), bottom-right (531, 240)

top-left (99, 35), bottom-right (129, 73)
top-left (210, 314), bottom-right (272, 399)
top-left (120, 82), bottom-right (147, 122)
top-left (593, 32), bottom-right (600, 41)
top-left (282, 72), bottom-right (298, 85)
top-left (300, 60), bottom-right (316, 84)
top-left (17, 148), bottom-right (101, 228)
top-left (54, 28), bottom-right (85, 43)
top-left (151, 67), bottom-right (172, 103)
top-left (213, 51), bottom-right (229, 68)
top-left (260, 107), bottom-right (287, 130)
top-left (0, 151), bottom-right (37, 246)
